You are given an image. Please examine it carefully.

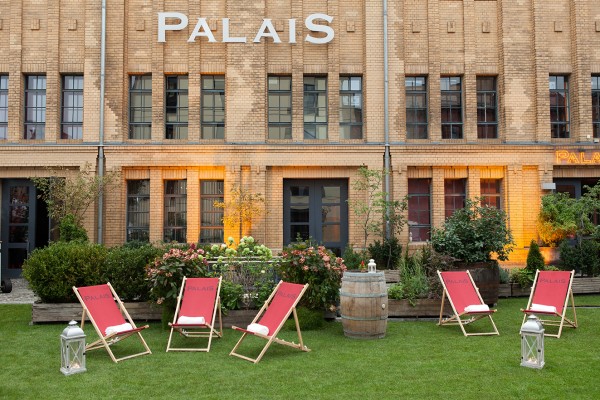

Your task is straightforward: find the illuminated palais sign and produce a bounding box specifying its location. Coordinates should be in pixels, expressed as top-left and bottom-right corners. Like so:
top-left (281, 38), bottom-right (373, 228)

top-left (158, 12), bottom-right (334, 44)
top-left (555, 150), bottom-right (600, 164)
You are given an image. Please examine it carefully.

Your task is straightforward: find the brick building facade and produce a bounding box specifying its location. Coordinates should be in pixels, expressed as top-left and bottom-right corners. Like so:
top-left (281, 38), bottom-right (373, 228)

top-left (2, 0), bottom-right (600, 277)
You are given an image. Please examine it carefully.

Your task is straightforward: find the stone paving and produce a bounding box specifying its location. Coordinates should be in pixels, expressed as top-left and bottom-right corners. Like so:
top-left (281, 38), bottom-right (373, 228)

top-left (0, 278), bottom-right (39, 304)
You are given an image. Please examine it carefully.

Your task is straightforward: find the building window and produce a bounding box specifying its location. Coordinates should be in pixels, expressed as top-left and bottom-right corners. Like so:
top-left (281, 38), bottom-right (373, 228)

top-left (129, 75), bottom-right (152, 139)
top-left (303, 76), bottom-right (328, 139)
top-left (441, 76), bottom-right (462, 139)
top-left (126, 180), bottom-right (150, 242)
top-left (477, 76), bottom-right (498, 139)
top-left (165, 75), bottom-right (188, 140)
top-left (201, 75), bottom-right (225, 139)
top-left (164, 180), bottom-right (187, 243)
top-left (444, 179), bottom-right (466, 218)
top-left (24, 75), bottom-right (46, 140)
top-left (0, 75), bottom-right (7, 140)
top-left (408, 179), bottom-right (431, 241)
top-left (406, 77), bottom-right (428, 139)
top-left (200, 180), bottom-right (224, 244)
top-left (550, 75), bottom-right (569, 138)
top-left (481, 179), bottom-right (501, 209)
top-left (593, 76), bottom-right (600, 139)
top-left (339, 76), bottom-right (363, 139)
top-left (61, 75), bottom-right (83, 140)
top-left (268, 76), bottom-right (292, 139)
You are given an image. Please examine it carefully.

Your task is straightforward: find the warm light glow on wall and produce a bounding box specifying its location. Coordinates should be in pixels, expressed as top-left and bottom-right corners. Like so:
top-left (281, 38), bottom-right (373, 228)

top-left (555, 150), bottom-right (600, 165)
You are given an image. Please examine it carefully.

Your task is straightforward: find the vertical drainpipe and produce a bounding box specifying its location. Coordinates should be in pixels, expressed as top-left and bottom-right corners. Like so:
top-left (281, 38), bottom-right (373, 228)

top-left (383, 0), bottom-right (391, 239)
top-left (97, 0), bottom-right (107, 244)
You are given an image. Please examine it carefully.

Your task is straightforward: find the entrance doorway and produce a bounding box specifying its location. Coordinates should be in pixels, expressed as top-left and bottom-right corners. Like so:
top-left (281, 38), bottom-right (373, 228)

top-left (283, 179), bottom-right (348, 256)
top-left (1, 179), bottom-right (50, 279)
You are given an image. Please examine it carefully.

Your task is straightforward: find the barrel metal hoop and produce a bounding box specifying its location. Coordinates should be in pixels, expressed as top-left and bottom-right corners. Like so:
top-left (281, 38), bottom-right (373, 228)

top-left (340, 314), bottom-right (388, 321)
top-left (340, 292), bottom-right (387, 298)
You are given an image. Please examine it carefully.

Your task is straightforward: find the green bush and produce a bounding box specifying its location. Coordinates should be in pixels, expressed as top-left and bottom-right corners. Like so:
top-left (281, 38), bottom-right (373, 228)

top-left (58, 213), bottom-right (89, 242)
top-left (368, 237), bottom-right (402, 270)
top-left (102, 242), bottom-right (163, 301)
top-left (23, 241), bottom-right (107, 302)
top-left (342, 245), bottom-right (369, 270)
top-left (387, 249), bottom-right (429, 305)
top-left (219, 279), bottom-right (244, 311)
top-left (559, 239), bottom-right (600, 276)
top-left (526, 240), bottom-right (545, 272)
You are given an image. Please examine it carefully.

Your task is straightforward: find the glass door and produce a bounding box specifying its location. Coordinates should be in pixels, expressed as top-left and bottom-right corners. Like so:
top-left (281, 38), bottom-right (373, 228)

top-left (284, 179), bottom-right (348, 255)
top-left (1, 180), bottom-right (37, 278)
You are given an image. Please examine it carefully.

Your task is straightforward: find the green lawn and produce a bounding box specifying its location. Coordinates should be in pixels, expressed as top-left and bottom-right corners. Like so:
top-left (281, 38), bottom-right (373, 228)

top-left (1, 296), bottom-right (600, 400)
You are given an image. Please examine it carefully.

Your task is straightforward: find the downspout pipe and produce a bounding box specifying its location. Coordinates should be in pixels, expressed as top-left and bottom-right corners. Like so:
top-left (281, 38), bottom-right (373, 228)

top-left (97, 0), bottom-right (106, 244)
top-left (383, 0), bottom-right (391, 239)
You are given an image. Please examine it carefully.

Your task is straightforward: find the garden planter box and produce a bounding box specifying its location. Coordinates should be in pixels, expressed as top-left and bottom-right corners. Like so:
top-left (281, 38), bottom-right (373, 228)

top-left (388, 299), bottom-right (452, 318)
top-left (498, 283), bottom-right (511, 298)
top-left (31, 302), bottom-right (256, 328)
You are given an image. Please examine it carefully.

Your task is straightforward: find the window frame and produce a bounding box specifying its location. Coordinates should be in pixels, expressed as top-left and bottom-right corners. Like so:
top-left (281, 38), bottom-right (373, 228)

top-left (550, 75), bottom-right (570, 139)
top-left (201, 75), bottom-right (225, 140)
top-left (199, 180), bottom-right (224, 244)
top-left (476, 76), bottom-right (498, 139)
top-left (408, 178), bottom-right (431, 242)
top-left (24, 75), bottom-right (47, 140)
top-left (268, 75), bottom-right (292, 140)
top-left (164, 179), bottom-right (187, 243)
top-left (339, 76), bottom-right (363, 139)
top-left (592, 76), bottom-right (600, 139)
top-left (441, 76), bottom-right (463, 139)
top-left (405, 76), bottom-right (428, 140)
top-left (61, 75), bottom-right (84, 140)
top-left (128, 74), bottom-right (152, 140)
top-left (165, 75), bottom-right (188, 140)
top-left (480, 179), bottom-right (501, 209)
top-left (0, 75), bottom-right (8, 140)
top-left (303, 76), bottom-right (328, 140)
top-left (126, 180), bottom-right (150, 242)
top-left (444, 179), bottom-right (467, 218)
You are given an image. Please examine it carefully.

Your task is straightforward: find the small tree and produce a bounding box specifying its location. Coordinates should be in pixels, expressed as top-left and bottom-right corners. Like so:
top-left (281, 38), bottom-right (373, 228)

top-left (526, 240), bottom-right (545, 272)
top-left (213, 185), bottom-right (265, 240)
top-left (31, 163), bottom-right (119, 240)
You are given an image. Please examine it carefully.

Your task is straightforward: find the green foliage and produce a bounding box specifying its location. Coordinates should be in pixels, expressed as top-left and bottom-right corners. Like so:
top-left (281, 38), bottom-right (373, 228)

top-left (499, 267), bottom-right (510, 284)
top-left (431, 198), bottom-right (515, 263)
top-left (58, 213), bottom-right (88, 242)
top-left (145, 244), bottom-right (209, 308)
top-left (510, 268), bottom-right (536, 288)
top-left (525, 240), bottom-right (545, 272)
top-left (278, 239), bottom-right (347, 311)
top-left (387, 249), bottom-right (429, 305)
top-left (342, 244), bottom-right (369, 270)
top-left (348, 166), bottom-right (407, 249)
top-left (213, 187), bottom-right (265, 239)
top-left (22, 241), bottom-right (108, 302)
top-left (219, 280), bottom-right (244, 312)
top-left (419, 245), bottom-right (457, 298)
top-left (537, 192), bottom-right (578, 246)
top-left (368, 237), bottom-right (402, 270)
top-left (559, 239), bottom-right (600, 276)
top-left (102, 243), bottom-right (163, 301)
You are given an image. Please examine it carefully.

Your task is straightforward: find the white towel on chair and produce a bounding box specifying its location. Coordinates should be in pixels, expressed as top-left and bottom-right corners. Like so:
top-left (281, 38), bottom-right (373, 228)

top-left (105, 322), bottom-right (133, 336)
top-left (530, 303), bottom-right (557, 314)
top-left (247, 323), bottom-right (269, 336)
top-left (177, 315), bottom-right (205, 325)
top-left (464, 304), bottom-right (490, 313)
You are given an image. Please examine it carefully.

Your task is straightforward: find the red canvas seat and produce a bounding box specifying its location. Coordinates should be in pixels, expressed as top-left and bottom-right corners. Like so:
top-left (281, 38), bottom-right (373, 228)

top-left (167, 276), bottom-right (223, 352)
top-left (230, 281), bottom-right (310, 363)
top-left (522, 270), bottom-right (577, 338)
top-left (437, 270), bottom-right (499, 336)
top-left (73, 283), bottom-right (151, 363)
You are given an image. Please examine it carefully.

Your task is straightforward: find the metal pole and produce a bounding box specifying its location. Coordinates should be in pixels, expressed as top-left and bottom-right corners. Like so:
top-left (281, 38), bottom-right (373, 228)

top-left (383, 0), bottom-right (391, 239)
top-left (97, 0), bottom-right (107, 244)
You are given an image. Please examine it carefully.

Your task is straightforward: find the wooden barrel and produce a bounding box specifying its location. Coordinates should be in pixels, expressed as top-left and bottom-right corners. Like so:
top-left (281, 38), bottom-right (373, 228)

top-left (340, 272), bottom-right (388, 339)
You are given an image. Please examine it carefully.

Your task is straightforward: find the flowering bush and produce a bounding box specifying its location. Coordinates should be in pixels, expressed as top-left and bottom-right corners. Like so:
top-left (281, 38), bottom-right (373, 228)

top-left (206, 236), bottom-right (273, 261)
top-left (145, 243), bottom-right (209, 307)
top-left (278, 240), bottom-right (347, 311)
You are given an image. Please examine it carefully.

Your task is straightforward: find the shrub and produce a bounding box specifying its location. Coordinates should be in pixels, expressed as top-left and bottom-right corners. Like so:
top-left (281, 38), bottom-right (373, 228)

top-left (387, 249), bottom-right (429, 305)
top-left (368, 237), bottom-right (402, 270)
top-left (102, 242), bottom-right (163, 301)
top-left (342, 245), bottom-right (369, 270)
top-left (278, 240), bottom-right (346, 311)
top-left (526, 240), bottom-right (545, 272)
top-left (219, 280), bottom-right (244, 312)
top-left (559, 239), bottom-right (600, 276)
top-left (58, 213), bottom-right (89, 242)
top-left (23, 241), bottom-right (107, 302)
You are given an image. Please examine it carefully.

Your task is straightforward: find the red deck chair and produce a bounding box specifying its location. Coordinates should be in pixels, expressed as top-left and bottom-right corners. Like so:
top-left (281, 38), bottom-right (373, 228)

top-left (230, 281), bottom-right (310, 363)
top-left (437, 270), bottom-right (499, 336)
top-left (521, 270), bottom-right (577, 338)
top-left (167, 276), bottom-right (223, 352)
top-left (73, 283), bottom-right (152, 363)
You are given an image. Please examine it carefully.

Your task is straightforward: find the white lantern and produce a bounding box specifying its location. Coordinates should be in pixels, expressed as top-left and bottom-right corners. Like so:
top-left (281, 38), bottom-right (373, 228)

top-left (367, 259), bottom-right (377, 273)
top-left (520, 314), bottom-right (545, 369)
top-left (60, 320), bottom-right (87, 375)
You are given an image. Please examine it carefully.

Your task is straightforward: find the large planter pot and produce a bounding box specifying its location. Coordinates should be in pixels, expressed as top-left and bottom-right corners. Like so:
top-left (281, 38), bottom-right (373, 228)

top-left (340, 272), bottom-right (388, 339)
top-left (454, 261), bottom-right (500, 306)
top-left (387, 298), bottom-right (452, 318)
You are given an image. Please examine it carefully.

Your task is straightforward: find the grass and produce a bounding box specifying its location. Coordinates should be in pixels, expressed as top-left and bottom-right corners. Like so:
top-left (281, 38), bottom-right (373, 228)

top-left (1, 296), bottom-right (600, 399)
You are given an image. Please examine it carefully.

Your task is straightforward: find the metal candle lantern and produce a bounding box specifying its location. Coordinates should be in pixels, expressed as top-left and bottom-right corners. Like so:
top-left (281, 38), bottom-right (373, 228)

top-left (60, 320), bottom-right (87, 375)
top-left (520, 314), bottom-right (545, 369)
top-left (367, 259), bottom-right (377, 273)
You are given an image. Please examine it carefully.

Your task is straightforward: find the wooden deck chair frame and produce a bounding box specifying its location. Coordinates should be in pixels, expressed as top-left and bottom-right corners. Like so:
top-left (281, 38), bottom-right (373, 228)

top-left (166, 276), bottom-right (223, 352)
top-left (73, 282), bottom-right (152, 363)
top-left (521, 269), bottom-right (578, 338)
top-left (230, 281), bottom-right (310, 364)
top-left (437, 270), bottom-right (499, 337)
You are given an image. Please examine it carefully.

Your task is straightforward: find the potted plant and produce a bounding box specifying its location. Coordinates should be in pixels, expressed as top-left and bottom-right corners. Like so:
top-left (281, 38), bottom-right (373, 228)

top-left (431, 198), bottom-right (515, 305)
